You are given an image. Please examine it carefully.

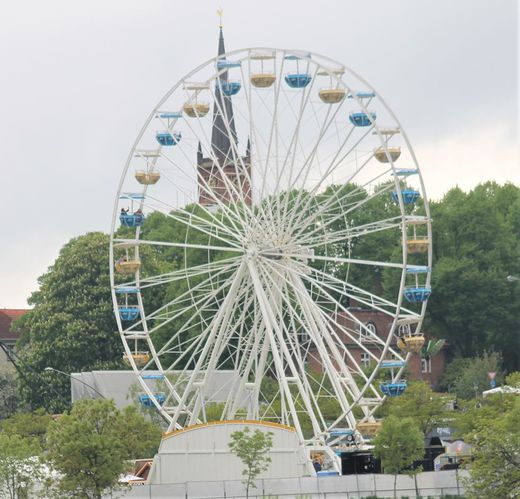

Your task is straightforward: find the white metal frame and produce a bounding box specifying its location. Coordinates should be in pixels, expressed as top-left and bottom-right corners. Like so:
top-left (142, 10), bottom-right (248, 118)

top-left (109, 48), bottom-right (432, 459)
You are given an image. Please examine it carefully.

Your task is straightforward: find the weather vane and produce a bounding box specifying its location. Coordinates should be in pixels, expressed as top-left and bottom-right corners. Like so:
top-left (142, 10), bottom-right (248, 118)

top-left (217, 7), bottom-right (223, 28)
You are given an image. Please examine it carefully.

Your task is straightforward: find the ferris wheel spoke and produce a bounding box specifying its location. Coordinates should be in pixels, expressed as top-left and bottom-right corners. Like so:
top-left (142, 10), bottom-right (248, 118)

top-left (157, 146), bottom-right (251, 237)
top-left (119, 256), bottom-right (242, 290)
top-left (145, 191), bottom-right (246, 246)
top-left (284, 126), bottom-right (375, 235)
top-left (211, 80), bottom-right (256, 214)
top-left (258, 262), bottom-right (359, 429)
top-left (188, 285), bottom-right (257, 424)
top-left (287, 275), bottom-right (382, 422)
top-left (265, 259), bottom-right (394, 376)
top-left (114, 238), bottom-right (244, 256)
top-left (272, 61), bottom-right (317, 226)
top-left (144, 260), bottom-right (240, 332)
top-left (278, 81), bottom-right (349, 228)
top-left (258, 260), bottom-right (359, 431)
top-left (248, 260), bottom-right (322, 437)
top-left (169, 260), bottom-right (248, 427)
top-left (175, 116), bottom-right (254, 235)
top-left (292, 169), bottom-right (395, 241)
top-left (268, 260), bottom-right (379, 381)
top-left (308, 264), bottom-right (417, 317)
top-left (180, 93), bottom-right (258, 231)
top-left (301, 216), bottom-right (402, 249)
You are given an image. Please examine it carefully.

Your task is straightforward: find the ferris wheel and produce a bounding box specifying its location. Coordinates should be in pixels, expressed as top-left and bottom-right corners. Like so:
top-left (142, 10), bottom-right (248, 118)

top-left (109, 45), bottom-right (432, 450)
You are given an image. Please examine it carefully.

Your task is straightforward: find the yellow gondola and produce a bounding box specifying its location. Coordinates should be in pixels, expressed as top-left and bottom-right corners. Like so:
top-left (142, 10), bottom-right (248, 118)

top-left (356, 421), bottom-right (382, 437)
top-left (183, 102), bottom-right (210, 118)
top-left (373, 146), bottom-right (401, 163)
top-left (407, 236), bottom-right (430, 254)
top-left (398, 335), bottom-right (425, 353)
top-left (318, 88), bottom-right (346, 104)
top-left (123, 351), bottom-right (150, 367)
top-left (250, 73), bottom-right (276, 88)
top-left (135, 171), bottom-right (161, 185)
top-left (115, 259), bottom-right (141, 274)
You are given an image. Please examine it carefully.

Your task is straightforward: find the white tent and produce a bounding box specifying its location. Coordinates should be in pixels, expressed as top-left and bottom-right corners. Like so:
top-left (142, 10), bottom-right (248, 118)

top-left (482, 385), bottom-right (520, 397)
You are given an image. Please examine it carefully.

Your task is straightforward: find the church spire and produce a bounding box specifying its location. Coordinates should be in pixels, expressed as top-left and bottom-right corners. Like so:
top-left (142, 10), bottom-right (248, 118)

top-left (211, 25), bottom-right (237, 164)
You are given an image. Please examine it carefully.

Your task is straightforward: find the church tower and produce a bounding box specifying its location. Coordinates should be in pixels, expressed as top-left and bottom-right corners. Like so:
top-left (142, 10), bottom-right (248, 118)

top-left (197, 27), bottom-right (252, 207)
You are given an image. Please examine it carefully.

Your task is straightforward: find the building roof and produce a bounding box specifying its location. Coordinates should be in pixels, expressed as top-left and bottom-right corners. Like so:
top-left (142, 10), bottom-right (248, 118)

top-left (0, 309), bottom-right (29, 340)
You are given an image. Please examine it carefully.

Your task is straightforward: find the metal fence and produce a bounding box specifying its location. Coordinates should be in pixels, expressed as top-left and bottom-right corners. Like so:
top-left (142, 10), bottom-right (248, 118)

top-left (120, 470), bottom-right (467, 499)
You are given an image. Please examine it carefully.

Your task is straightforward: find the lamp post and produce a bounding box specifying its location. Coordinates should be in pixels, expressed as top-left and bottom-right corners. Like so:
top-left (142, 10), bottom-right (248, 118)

top-left (44, 367), bottom-right (105, 399)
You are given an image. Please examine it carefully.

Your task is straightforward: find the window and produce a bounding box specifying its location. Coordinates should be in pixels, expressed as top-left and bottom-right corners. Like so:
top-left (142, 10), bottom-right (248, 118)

top-left (359, 321), bottom-right (377, 341)
top-left (361, 353), bottom-right (371, 368)
top-left (397, 323), bottom-right (411, 337)
top-left (421, 357), bottom-right (431, 373)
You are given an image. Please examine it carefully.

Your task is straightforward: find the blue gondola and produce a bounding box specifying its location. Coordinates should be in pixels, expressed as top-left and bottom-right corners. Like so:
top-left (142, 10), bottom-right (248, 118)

top-left (380, 381), bottom-right (407, 397)
top-left (404, 286), bottom-right (431, 303)
top-left (391, 189), bottom-right (420, 204)
top-left (380, 360), bottom-right (406, 369)
top-left (138, 393), bottom-right (166, 407)
top-left (115, 286), bottom-right (139, 294)
top-left (219, 81), bottom-right (241, 96)
top-left (157, 111), bottom-right (182, 119)
top-left (349, 111), bottom-right (377, 127)
top-left (119, 212), bottom-right (145, 227)
top-left (217, 60), bottom-right (242, 69)
top-left (119, 193), bottom-right (145, 200)
top-left (329, 428), bottom-right (356, 437)
top-left (285, 73), bottom-right (312, 88)
top-left (119, 306), bottom-right (140, 321)
top-left (348, 90), bottom-right (376, 99)
top-left (392, 169), bottom-right (419, 177)
top-left (156, 131), bottom-right (181, 146)
top-left (406, 266), bottom-right (430, 274)
top-left (317, 471), bottom-right (340, 477)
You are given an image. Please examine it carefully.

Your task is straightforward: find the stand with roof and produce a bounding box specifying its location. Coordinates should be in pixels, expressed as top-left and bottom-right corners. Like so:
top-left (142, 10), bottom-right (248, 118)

top-left (109, 29), bottom-right (432, 476)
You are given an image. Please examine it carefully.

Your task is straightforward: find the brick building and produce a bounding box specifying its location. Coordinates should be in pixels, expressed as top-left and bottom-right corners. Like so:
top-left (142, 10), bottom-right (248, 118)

top-left (307, 305), bottom-right (447, 388)
top-left (0, 309), bottom-right (28, 367)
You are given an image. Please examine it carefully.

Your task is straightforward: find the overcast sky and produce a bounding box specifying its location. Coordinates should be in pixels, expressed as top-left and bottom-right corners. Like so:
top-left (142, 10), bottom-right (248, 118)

top-left (1, 0), bottom-right (518, 308)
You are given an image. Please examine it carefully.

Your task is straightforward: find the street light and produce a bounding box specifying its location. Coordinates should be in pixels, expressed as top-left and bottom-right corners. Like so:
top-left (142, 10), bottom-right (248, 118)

top-left (44, 367), bottom-right (106, 399)
top-left (506, 275), bottom-right (519, 282)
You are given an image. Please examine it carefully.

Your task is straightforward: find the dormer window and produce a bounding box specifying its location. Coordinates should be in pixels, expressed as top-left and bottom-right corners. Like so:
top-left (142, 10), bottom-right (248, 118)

top-left (358, 321), bottom-right (377, 341)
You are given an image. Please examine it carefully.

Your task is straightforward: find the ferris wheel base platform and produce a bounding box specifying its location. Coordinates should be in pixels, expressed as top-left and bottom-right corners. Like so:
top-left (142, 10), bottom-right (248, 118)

top-left (146, 420), bottom-right (316, 485)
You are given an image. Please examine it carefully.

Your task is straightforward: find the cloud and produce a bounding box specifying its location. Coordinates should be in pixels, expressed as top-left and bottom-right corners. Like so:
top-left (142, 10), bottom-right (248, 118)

top-left (416, 124), bottom-right (519, 201)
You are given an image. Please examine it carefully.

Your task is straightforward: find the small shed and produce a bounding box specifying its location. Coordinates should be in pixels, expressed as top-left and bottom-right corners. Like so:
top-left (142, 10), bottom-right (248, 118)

top-left (147, 420), bottom-right (313, 485)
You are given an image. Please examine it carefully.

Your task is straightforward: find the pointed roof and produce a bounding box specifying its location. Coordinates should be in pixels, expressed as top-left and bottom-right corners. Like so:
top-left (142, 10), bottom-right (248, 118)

top-left (211, 27), bottom-right (237, 164)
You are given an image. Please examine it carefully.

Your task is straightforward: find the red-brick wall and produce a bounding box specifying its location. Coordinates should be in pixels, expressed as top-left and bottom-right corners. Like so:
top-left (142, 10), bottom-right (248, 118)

top-left (307, 307), bottom-right (447, 388)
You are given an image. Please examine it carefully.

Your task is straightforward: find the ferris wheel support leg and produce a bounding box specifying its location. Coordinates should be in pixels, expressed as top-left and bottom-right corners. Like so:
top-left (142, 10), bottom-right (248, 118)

top-left (288, 272), bottom-right (361, 428)
top-left (247, 260), bottom-right (321, 441)
top-left (167, 261), bottom-right (247, 431)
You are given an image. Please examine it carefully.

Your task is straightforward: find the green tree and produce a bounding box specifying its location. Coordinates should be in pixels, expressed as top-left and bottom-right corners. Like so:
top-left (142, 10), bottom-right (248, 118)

top-left (0, 409), bottom-right (52, 448)
top-left (372, 416), bottom-right (424, 499)
top-left (505, 371), bottom-right (520, 387)
top-left (0, 433), bottom-right (42, 499)
top-left (383, 381), bottom-right (447, 436)
top-left (440, 352), bottom-right (502, 400)
top-left (0, 367), bottom-right (22, 419)
top-left (228, 427), bottom-right (273, 498)
top-left (46, 399), bottom-right (161, 499)
top-left (427, 183), bottom-right (520, 371)
top-left (465, 397), bottom-right (520, 499)
top-left (14, 233), bottom-right (122, 412)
